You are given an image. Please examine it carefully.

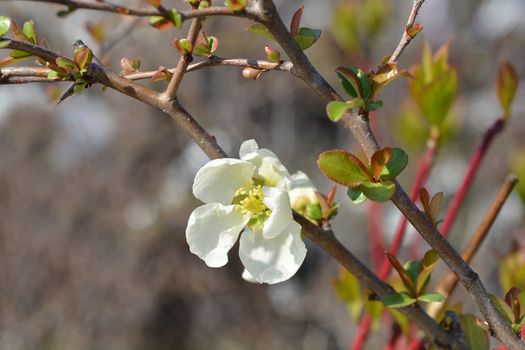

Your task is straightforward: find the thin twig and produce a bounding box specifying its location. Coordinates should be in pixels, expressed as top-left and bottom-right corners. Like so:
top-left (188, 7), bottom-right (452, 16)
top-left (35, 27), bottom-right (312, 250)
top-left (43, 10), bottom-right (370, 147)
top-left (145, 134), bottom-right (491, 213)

top-left (9, 0), bottom-right (257, 21)
top-left (389, 0), bottom-right (426, 64)
top-left (427, 175), bottom-right (519, 318)
top-left (440, 118), bottom-right (506, 237)
top-left (161, 17), bottom-right (203, 101)
top-left (0, 57), bottom-right (293, 84)
top-left (253, 1), bottom-right (525, 348)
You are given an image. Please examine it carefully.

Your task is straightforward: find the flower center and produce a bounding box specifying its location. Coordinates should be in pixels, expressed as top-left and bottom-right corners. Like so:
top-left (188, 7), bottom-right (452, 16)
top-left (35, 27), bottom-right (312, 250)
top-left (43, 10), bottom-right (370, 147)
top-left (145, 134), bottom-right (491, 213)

top-left (233, 185), bottom-right (271, 228)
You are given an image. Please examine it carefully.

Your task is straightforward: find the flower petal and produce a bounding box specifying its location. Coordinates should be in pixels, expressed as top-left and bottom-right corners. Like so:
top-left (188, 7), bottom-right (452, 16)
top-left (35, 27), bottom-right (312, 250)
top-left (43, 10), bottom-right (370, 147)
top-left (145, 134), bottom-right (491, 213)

top-left (186, 203), bottom-right (249, 268)
top-left (262, 186), bottom-right (293, 239)
top-left (239, 221), bottom-right (306, 284)
top-left (239, 140), bottom-right (291, 189)
top-left (289, 171), bottom-right (319, 205)
top-left (193, 158), bottom-right (255, 204)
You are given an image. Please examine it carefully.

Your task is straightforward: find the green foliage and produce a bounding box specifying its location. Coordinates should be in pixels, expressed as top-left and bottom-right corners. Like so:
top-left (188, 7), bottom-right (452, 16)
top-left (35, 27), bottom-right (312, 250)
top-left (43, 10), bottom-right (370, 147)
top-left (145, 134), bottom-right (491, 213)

top-left (317, 150), bottom-right (372, 187)
top-left (419, 188), bottom-right (443, 227)
top-left (149, 8), bottom-right (181, 31)
top-left (381, 250), bottom-right (443, 308)
top-left (225, 0), bottom-right (246, 11)
top-left (409, 42), bottom-right (458, 126)
top-left (246, 5), bottom-right (321, 51)
top-left (193, 32), bottom-right (218, 57)
top-left (0, 16), bottom-right (11, 36)
top-left (318, 147), bottom-right (407, 203)
top-left (458, 314), bottom-right (490, 350)
top-left (264, 46), bottom-right (280, 63)
top-left (246, 23), bottom-right (275, 41)
top-left (496, 61), bottom-right (519, 118)
top-left (331, 63), bottom-right (407, 117)
top-left (331, 0), bottom-right (391, 55)
top-left (511, 151), bottom-right (525, 205)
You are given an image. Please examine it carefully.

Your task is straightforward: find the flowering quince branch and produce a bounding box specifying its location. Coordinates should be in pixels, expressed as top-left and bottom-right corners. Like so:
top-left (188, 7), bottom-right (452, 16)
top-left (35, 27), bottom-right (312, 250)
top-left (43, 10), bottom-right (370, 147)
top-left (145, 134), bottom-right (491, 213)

top-left (1, 2), bottom-right (523, 349)
top-left (0, 33), bottom-right (460, 349)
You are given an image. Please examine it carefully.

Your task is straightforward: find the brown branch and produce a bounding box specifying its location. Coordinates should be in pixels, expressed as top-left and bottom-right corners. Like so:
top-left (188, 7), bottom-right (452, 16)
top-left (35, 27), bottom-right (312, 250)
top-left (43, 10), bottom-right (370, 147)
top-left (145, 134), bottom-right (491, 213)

top-left (9, 0), bottom-right (257, 21)
top-left (162, 17), bottom-right (204, 101)
top-left (253, 1), bottom-right (525, 349)
top-left (428, 175), bottom-right (519, 318)
top-left (389, 0), bottom-right (426, 64)
top-left (293, 214), bottom-right (463, 349)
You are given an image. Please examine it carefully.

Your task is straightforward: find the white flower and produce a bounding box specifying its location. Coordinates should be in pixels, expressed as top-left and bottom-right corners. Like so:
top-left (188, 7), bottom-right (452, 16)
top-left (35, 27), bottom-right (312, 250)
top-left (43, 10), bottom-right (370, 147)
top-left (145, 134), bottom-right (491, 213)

top-left (186, 139), bottom-right (307, 284)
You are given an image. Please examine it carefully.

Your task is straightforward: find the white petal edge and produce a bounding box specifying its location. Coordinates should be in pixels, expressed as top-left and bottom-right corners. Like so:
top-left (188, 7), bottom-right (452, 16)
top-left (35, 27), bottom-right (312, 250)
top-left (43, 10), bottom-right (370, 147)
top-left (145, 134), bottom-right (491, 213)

top-left (241, 269), bottom-right (259, 283)
top-left (186, 203), bottom-right (249, 268)
top-left (262, 186), bottom-right (293, 239)
top-left (239, 139), bottom-right (259, 158)
top-left (193, 158), bottom-right (255, 205)
top-left (239, 221), bottom-right (306, 284)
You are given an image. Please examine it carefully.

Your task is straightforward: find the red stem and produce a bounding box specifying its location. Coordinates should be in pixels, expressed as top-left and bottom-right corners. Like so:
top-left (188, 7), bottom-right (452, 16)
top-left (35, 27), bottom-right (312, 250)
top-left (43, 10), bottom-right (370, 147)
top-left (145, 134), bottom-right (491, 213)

top-left (350, 135), bottom-right (440, 350)
top-left (386, 324), bottom-right (402, 350)
top-left (440, 118), bottom-right (505, 237)
top-left (407, 118), bottom-right (505, 349)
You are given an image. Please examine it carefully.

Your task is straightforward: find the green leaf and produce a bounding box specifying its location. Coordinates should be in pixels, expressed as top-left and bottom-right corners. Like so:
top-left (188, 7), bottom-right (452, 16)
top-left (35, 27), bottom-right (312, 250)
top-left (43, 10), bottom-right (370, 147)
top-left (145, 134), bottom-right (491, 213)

top-left (225, 0), bottom-right (246, 11)
top-left (264, 46), bottom-right (280, 63)
top-left (333, 269), bottom-right (363, 321)
top-left (9, 49), bottom-right (31, 58)
top-left (73, 47), bottom-right (93, 69)
top-left (388, 309), bottom-right (410, 335)
top-left (381, 293), bottom-right (416, 308)
top-left (336, 67), bottom-right (362, 98)
top-left (174, 38), bottom-right (192, 54)
top-left (370, 148), bottom-right (392, 180)
top-left (356, 68), bottom-right (371, 99)
top-left (378, 148), bottom-right (408, 180)
top-left (359, 181), bottom-right (395, 202)
top-left (10, 21), bottom-right (29, 42)
top-left (417, 249), bottom-right (440, 293)
top-left (496, 61), bottom-right (518, 118)
top-left (168, 9), bottom-right (182, 28)
top-left (403, 260), bottom-right (421, 291)
top-left (0, 40), bottom-right (10, 48)
top-left (347, 187), bottom-right (367, 204)
top-left (386, 253), bottom-right (416, 294)
top-left (326, 98), bottom-right (365, 122)
top-left (305, 203), bottom-right (323, 221)
top-left (459, 314), bottom-right (490, 350)
top-left (246, 23), bottom-right (275, 41)
top-left (22, 20), bottom-right (37, 44)
top-left (317, 150), bottom-right (372, 187)
top-left (47, 70), bottom-right (59, 79)
top-left (417, 292), bottom-right (445, 303)
top-left (0, 16), bottom-right (11, 37)
top-left (490, 294), bottom-right (515, 324)
top-left (326, 101), bottom-right (350, 122)
top-left (293, 27), bottom-right (321, 50)
top-left (56, 57), bottom-right (78, 73)
top-left (289, 4), bottom-right (303, 36)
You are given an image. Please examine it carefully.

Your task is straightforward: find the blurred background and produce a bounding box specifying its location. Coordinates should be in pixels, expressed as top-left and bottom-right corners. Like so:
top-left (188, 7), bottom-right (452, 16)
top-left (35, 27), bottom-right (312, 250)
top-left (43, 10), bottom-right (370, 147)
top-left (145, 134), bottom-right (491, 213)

top-left (0, 0), bottom-right (524, 349)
